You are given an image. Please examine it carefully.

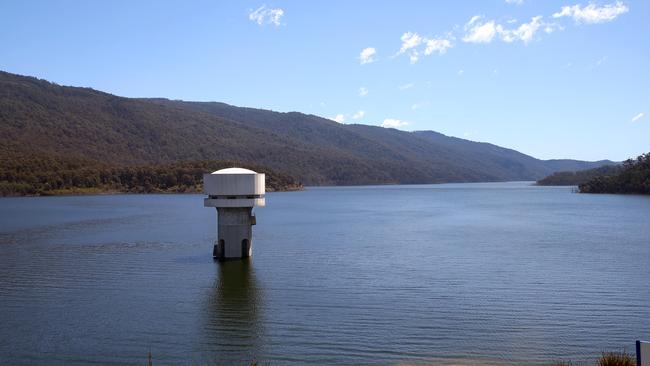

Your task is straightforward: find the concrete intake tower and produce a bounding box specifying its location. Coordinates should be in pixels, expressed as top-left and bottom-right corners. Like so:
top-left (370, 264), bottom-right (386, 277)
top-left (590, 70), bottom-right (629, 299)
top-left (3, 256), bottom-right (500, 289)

top-left (203, 168), bottom-right (265, 260)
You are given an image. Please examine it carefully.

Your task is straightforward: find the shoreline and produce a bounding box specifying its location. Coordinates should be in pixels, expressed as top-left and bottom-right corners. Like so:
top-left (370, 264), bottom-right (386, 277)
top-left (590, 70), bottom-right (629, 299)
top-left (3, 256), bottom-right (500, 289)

top-left (0, 185), bottom-right (305, 198)
top-left (0, 181), bottom-right (540, 198)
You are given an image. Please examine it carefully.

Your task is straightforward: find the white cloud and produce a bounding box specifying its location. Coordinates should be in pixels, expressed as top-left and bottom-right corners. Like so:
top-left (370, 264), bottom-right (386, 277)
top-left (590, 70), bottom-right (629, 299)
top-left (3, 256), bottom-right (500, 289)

top-left (396, 32), bottom-right (453, 63)
top-left (397, 32), bottom-right (423, 64)
top-left (464, 15), bottom-right (560, 45)
top-left (498, 16), bottom-right (545, 44)
top-left (399, 82), bottom-right (415, 90)
top-left (352, 110), bottom-right (366, 120)
top-left (458, 69), bottom-right (464, 75)
top-left (381, 118), bottom-right (409, 129)
top-left (553, 1), bottom-right (629, 24)
top-left (248, 5), bottom-right (284, 26)
top-left (359, 47), bottom-right (377, 65)
top-left (359, 87), bottom-right (368, 97)
top-left (425, 38), bottom-right (453, 55)
top-left (385, 3), bottom-right (623, 63)
top-left (399, 32), bottom-right (423, 54)
top-left (331, 114), bottom-right (345, 123)
top-left (631, 112), bottom-right (644, 123)
top-left (462, 16), bottom-right (498, 43)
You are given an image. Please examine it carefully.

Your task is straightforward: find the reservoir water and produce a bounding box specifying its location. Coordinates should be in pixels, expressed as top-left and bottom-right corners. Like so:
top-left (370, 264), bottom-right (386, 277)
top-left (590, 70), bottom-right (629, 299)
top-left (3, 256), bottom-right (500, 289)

top-left (1, 182), bottom-right (649, 365)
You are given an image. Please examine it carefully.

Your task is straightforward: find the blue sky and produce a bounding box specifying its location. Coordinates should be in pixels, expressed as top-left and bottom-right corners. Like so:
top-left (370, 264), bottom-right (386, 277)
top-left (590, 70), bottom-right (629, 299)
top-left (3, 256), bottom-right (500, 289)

top-left (1, 1), bottom-right (648, 161)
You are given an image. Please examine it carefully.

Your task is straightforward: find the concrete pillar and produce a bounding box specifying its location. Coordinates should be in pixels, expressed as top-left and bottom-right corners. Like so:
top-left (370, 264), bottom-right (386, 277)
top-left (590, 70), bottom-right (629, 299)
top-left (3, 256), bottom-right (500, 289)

top-left (214, 207), bottom-right (254, 260)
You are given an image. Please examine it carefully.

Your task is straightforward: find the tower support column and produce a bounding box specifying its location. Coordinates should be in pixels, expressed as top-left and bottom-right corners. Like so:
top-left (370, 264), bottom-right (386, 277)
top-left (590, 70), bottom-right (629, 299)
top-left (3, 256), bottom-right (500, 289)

top-left (214, 207), bottom-right (254, 260)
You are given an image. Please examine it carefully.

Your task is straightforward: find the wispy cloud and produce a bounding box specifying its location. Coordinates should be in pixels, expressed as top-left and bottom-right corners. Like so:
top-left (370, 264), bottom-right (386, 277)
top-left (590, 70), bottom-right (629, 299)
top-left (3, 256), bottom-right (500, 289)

top-left (376, 3), bottom-right (628, 67)
top-left (399, 82), bottom-right (415, 90)
top-left (631, 112), bottom-right (645, 123)
top-left (381, 118), bottom-right (409, 129)
top-left (352, 110), bottom-right (366, 120)
top-left (553, 1), bottom-right (629, 24)
top-left (331, 114), bottom-right (345, 123)
top-left (359, 87), bottom-right (368, 97)
top-left (395, 32), bottom-right (453, 63)
top-left (399, 32), bottom-right (423, 54)
top-left (463, 15), bottom-right (560, 44)
top-left (397, 32), bottom-right (423, 64)
top-left (498, 16), bottom-right (561, 44)
top-left (425, 37), bottom-right (453, 55)
top-left (463, 16), bottom-right (497, 43)
top-left (383, 2), bottom-right (627, 63)
top-left (359, 47), bottom-right (377, 65)
top-left (248, 5), bottom-right (284, 26)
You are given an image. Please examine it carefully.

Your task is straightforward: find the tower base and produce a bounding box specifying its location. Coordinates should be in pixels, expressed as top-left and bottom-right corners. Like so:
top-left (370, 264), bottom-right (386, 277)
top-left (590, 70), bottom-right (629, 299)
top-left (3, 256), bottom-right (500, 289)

top-left (213, 207), bottom-right (254, 260)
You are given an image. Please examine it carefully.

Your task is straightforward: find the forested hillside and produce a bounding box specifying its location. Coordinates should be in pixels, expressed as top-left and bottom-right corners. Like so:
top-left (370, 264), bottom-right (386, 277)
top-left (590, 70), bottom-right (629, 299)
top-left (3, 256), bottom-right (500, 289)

top-left (579, 153), bottom-right (650, 194)
top-left (0, 70), bottom-right (614, 191)
top-left (537, 165), bottom-right (621, 186)
top-left (0, 156), bottom-right (302, 196)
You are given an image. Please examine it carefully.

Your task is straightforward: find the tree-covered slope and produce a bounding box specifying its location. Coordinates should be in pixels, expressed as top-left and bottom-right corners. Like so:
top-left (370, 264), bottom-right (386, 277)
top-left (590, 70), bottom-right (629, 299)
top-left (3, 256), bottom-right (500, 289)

top-left (0, 70), bottom-right (613, 186)
top-left (579, 153), bottom-right (650, 194)
top-left (0, 156), bottom-right (302, 196)
top-left (537, 165), bottom-right (621, 186)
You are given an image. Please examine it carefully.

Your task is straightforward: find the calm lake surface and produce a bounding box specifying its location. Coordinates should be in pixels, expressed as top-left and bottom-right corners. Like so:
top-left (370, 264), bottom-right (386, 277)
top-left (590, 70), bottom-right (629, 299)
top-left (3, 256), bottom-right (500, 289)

top-left (1, 182), bottom-right (649, 365)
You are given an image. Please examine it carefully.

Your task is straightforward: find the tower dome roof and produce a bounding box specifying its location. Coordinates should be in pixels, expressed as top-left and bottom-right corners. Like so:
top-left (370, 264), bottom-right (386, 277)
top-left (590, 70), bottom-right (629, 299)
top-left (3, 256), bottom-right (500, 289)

top-left (211, 167), bottom-right (257, 175)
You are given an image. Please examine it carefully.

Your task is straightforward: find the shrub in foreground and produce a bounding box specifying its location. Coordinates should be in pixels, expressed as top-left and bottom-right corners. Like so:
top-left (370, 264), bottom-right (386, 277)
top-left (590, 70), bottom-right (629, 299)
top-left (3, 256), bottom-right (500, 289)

top-left (597, 351), bottom-right (635, 366)
top-left (552, 350), bottom-right (636, 366)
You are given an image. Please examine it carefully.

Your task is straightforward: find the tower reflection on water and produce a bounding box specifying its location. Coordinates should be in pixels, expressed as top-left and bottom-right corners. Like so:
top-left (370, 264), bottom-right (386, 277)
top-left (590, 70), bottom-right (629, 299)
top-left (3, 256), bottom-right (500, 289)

top-left (201, 260), bottom-right (265, 363)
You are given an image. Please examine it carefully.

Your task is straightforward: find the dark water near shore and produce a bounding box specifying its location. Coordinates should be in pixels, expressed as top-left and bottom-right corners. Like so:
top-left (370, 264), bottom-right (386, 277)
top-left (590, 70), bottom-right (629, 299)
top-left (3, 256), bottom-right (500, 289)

top-left (1, 182), bottom-right (649, 365)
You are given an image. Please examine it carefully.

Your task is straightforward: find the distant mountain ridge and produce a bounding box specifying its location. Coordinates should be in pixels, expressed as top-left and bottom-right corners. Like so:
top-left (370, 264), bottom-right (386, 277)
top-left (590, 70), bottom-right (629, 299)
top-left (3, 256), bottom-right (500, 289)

top-left (0, 70), bottom-right (614, 185)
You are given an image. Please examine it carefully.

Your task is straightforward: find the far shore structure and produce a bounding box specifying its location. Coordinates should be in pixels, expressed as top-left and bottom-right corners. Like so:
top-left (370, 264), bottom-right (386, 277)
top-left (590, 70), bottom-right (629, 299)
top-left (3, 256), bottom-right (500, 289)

top-left (203, 168), bottom-right (265, 260)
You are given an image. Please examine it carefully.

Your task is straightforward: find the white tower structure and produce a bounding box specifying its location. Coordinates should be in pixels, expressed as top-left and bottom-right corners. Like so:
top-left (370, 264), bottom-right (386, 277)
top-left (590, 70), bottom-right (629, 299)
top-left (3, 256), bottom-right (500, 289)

top-left (203, 168), bottom-right (265, 260)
